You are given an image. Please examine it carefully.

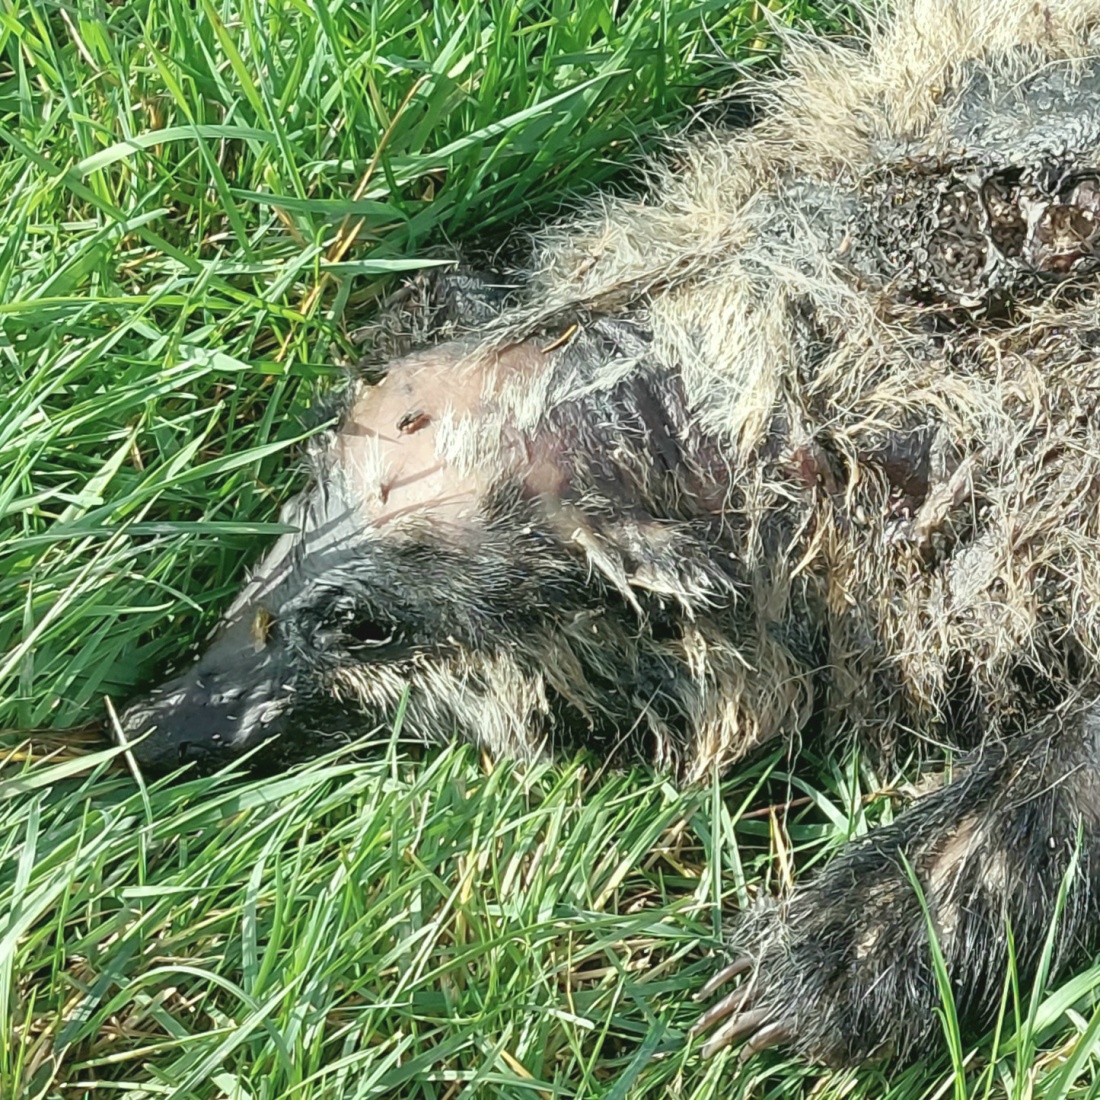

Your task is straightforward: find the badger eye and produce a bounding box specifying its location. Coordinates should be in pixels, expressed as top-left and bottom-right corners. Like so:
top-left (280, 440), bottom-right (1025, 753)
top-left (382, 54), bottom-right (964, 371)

top-left (342, 614), bottom-right (398, 648)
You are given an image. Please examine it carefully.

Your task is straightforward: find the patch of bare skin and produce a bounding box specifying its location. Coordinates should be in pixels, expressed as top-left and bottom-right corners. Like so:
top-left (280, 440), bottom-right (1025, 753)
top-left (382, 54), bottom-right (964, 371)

top-left (336, 339), bottom-right (562, 528)
top-left (926, 815), bottom-right (984, 942)
top-left (854, 922), bottom-right (883, 960)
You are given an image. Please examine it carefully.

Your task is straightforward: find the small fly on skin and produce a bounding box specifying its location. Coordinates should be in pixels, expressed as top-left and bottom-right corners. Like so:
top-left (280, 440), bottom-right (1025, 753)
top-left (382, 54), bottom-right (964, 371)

top-left (396, 410), bottom-right (431, 434)
top-left (251, 607), bottom-right (274, 652)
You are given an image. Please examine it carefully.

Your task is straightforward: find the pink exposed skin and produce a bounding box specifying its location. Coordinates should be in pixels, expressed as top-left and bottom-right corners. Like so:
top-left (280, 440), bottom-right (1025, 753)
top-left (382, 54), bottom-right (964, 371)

top-left (333, 338), bottom-right (559, 528)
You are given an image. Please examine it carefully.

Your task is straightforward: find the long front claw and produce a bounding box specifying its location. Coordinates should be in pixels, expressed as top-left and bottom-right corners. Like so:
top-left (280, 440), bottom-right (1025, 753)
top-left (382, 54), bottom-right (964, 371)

top-left (700, 1008), bottom-right (772, 1058)
top-left (689, 982), bottom-right (757, 1036)
top-left (691, 954), bottom-right (793, 1061)
top-left (694, 955), bottom-right (752, 1001)
top-left (738, 1020), bottom-right (793, 1061)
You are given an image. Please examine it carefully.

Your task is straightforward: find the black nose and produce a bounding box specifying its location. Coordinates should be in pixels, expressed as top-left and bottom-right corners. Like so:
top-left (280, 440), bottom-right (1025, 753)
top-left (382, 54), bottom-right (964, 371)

top-left (175, 740), bottom-right (204, 765)
top-left (117, 688), bottom-right (239, 772)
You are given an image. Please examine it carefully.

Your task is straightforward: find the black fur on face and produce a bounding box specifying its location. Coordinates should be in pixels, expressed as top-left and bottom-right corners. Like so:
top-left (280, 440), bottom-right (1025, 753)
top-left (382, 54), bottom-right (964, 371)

top-left (116, 506), bottom-right (587, 770)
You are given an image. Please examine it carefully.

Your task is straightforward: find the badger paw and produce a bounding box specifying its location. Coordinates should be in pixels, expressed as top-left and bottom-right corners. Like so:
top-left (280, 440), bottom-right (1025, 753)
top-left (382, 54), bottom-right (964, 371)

top-left (691, 828), bottom-right (981, 1067)
top-left (690, 724), bottom-right (1100, 1068)
top-left (689, 861), bottom-right (941, 1067)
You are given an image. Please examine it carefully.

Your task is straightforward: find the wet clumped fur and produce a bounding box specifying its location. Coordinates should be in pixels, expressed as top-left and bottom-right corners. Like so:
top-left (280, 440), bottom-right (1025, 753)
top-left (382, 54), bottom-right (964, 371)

top-left (118, 0), bottom-right (1100, 1068)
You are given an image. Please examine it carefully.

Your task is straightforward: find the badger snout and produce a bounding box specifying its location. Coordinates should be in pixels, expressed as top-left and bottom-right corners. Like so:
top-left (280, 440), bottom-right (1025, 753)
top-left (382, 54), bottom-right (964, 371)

top-left (117, 656), bottom-right (290, 771)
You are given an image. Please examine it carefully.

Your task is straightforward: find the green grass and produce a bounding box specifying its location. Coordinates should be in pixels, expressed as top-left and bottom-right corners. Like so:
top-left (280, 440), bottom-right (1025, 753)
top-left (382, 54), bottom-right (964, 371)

top-left (5, 0), bottom-right (1100, 1096)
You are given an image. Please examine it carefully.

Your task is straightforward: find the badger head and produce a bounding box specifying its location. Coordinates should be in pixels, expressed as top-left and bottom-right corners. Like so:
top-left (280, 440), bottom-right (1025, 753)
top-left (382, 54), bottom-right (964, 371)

top-left (118, 325), bottom-right (816, 778)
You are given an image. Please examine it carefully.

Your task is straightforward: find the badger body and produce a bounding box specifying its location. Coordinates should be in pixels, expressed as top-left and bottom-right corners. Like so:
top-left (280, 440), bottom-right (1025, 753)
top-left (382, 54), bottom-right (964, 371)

top-left (119, 0), bottom-right (1100, 1067)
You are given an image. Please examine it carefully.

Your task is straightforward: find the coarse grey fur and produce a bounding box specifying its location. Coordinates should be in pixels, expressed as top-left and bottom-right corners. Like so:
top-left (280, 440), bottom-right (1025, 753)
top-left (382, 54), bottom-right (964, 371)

top-left (117, 0), bottom-right (1100, 1067)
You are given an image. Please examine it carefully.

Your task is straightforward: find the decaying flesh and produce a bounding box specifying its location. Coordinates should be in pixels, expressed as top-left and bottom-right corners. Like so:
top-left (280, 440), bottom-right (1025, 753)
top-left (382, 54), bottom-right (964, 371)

top-left (118, 0), bottom-right (1100, 1068)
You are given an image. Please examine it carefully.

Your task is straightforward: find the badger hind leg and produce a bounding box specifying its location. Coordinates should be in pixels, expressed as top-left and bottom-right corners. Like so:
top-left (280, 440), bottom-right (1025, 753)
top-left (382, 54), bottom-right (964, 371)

top-left (693, 701), bottom-right (1100, 1067)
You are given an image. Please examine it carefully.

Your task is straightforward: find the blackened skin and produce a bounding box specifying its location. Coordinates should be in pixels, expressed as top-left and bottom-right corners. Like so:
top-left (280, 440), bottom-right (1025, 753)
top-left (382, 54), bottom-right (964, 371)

top-left (116, 622), bottom-right (294, 771)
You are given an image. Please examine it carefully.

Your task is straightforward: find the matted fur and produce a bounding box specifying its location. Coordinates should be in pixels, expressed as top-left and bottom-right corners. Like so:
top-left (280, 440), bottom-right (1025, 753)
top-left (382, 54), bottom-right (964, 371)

top-left (117, 0), bottom-right (1100, 1066)
top-left (500, 0), bottom-right (1100, 766)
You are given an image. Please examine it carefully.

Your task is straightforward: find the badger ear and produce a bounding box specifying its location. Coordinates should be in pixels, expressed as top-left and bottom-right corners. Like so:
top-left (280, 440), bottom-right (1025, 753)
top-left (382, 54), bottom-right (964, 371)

top-left (563, 511), bottom-right (727, 619)
top-left (618, 519), bottom-right (730, 617)
top-left (566, 517), bottom-right (645, 616)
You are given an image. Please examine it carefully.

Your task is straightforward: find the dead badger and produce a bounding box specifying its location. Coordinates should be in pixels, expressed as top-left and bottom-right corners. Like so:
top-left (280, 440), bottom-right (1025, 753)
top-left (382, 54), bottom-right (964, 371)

top-left (118, 0), bottom-right (1100, 1069)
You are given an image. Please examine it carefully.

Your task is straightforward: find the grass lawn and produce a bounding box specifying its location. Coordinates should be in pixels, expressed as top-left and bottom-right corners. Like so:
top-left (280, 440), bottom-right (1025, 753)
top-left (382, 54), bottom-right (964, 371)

top-left (4, 0), bottom-right (1100, 1096)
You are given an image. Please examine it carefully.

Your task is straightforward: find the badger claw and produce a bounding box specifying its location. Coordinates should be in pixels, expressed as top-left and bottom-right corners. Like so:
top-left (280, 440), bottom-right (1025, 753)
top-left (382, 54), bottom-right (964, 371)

top-left (697, 1007), bottom-right (771, 1057)
top-left (693, 955), bottom-right (752, 1000)
top-left (691, 955), bottom-right (791, 1060)
top-left (689, 980), bottom-right (757, 1035)
top-left (738, 1020), bottom-right (794, 1060)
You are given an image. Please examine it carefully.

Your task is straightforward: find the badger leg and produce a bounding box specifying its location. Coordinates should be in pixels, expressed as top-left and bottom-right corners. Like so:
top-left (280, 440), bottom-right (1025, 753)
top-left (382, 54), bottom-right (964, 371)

top-left (693, 701), bottom-right (1100, 1067)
